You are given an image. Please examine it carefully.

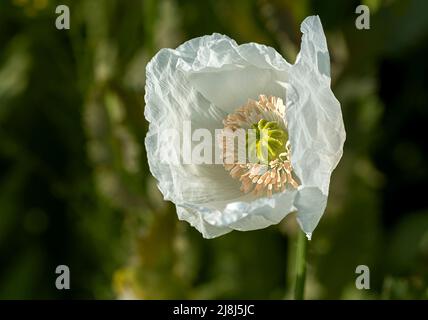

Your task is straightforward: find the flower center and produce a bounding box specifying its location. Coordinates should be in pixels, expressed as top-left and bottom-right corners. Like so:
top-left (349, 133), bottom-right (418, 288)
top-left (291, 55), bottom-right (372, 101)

top-left (221, 95), bottom-right (299, 197)
top-left (248, 119), bottom-right (288, 164)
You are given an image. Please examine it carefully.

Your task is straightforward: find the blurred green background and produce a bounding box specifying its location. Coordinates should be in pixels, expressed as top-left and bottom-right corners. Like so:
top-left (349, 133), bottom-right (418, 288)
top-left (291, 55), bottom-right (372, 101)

top-left (0, 0), bottom-right (427, 299)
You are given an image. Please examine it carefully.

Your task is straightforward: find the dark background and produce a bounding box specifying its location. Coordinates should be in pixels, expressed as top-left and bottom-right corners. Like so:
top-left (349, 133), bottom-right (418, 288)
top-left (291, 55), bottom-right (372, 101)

top-left (0, 0), bottom-right (427, 299)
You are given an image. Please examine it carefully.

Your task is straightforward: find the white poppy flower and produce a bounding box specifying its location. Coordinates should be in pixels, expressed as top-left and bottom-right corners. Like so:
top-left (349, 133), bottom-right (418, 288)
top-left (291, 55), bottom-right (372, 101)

top-left (144, 16), bottom-right (346, 239)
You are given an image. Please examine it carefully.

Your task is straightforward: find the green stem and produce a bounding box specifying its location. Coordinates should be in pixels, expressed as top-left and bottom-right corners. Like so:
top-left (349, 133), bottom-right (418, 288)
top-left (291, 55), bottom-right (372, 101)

top-left (294, 230), bottom-right (307, 300)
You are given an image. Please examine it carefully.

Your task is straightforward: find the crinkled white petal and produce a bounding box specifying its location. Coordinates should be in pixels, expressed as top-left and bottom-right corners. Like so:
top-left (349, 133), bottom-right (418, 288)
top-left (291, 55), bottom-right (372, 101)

top-left (287, 16), bottom-right (346, 234)
top-left (144, 15), bottom-right (345, 239)
top-left (145, 47), bottom-right (242, 207)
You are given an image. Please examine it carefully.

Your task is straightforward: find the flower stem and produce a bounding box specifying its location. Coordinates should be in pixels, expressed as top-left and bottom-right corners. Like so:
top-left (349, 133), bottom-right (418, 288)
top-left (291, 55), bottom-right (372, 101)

top-left (294, 230), bottom-right (307, 300)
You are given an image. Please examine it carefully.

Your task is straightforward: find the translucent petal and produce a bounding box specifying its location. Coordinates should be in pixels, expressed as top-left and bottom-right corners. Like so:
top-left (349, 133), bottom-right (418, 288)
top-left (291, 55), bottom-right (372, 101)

top-left (145, 47), bottom-right (242, 206)
top-left (287, 16), bottom-right (346, 235)
top-left (175, 34), bottom-right (291, 113)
